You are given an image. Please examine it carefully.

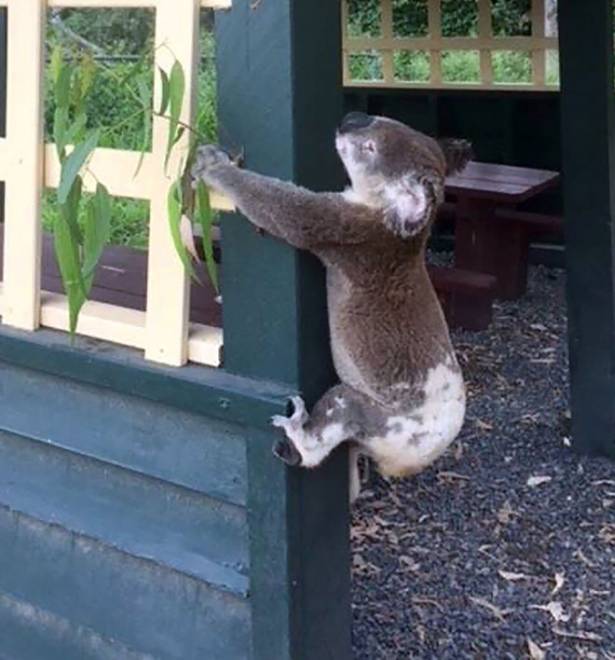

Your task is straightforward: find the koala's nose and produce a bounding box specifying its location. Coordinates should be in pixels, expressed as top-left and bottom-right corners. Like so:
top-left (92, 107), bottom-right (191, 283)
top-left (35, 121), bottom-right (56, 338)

top-left (338, 112), bottom-right (374, 134)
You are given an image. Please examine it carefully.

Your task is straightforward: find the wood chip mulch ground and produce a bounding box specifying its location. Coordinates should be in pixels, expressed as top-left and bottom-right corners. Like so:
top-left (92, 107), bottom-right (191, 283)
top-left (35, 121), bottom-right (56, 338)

top-left (351, 263), bottom-right (615, 660)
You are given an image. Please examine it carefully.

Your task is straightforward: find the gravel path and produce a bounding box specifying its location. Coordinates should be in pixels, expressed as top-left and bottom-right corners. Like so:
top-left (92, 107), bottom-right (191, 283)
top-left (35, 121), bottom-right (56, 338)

top-left (351, 262), bottom-right (615, 660)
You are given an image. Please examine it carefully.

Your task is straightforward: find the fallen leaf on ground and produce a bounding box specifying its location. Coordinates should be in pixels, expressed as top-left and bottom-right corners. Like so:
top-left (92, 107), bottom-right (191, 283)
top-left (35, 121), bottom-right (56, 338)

top-left (499, 570), bottom-right (533, 582)
top-left (530, 601), bottom-right (569, 623)
top-left (399, 556), bottom-right (421, 572)
top-left (437, 471), bottom-right (471, 482)
top-left (574, 549), bottom-right (596, 568)
top-left (469, 596), bottom-right (512, 622)
top-left (527, 475), bottom-right (552, 487)
top-left (475, 419), bottom-right (494, 431)
top-left (552, 572), bottom-right (565, 595)
top-left (496, 500), bottom-right (517, 524)
top-left (411, 596), bottom-right (443, 611)
top-left (553, 628), bottom-right (602, 643)
top-left (527, 638), bottom-right (546, 660)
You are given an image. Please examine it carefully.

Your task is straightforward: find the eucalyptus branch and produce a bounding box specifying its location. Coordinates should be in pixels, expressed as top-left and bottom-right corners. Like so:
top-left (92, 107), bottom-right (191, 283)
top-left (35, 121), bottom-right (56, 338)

top-left (153, 112), bottom-right (207, 141)
top-left (49, 10), bottom-right (107, 57)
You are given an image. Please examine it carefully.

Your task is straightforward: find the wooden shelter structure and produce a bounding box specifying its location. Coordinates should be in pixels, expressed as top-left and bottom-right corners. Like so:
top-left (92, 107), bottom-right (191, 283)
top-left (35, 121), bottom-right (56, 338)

top-left (0, 1), bottom-right (611, 658)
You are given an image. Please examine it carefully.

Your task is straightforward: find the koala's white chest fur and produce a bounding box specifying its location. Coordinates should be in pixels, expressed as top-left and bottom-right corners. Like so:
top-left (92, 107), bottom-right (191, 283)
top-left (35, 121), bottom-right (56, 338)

top-left (369, 362), bottom-right (466, 477)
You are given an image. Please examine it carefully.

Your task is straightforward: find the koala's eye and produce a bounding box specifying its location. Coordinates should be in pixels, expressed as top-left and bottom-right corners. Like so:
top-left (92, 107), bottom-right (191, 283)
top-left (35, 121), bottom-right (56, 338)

top-left (361, 139), bottom-right (377, 155)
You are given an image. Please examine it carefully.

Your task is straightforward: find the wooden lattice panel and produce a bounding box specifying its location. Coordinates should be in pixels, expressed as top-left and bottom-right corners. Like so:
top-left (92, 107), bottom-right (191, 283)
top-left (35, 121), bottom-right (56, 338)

top-left (0, 0), bottom-right (231, 367)
top-left (342, 0), bottom-right (559, 91)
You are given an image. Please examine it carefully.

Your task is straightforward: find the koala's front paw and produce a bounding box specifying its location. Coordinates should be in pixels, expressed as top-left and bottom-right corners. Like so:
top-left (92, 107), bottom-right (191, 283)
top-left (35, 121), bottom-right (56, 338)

top-left (191, 144), bottom-right (232, 185)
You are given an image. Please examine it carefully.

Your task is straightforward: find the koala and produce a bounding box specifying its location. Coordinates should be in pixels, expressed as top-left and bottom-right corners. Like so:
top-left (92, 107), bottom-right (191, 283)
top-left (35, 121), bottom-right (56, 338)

top-left (192, 113), bottom-right (471, 501)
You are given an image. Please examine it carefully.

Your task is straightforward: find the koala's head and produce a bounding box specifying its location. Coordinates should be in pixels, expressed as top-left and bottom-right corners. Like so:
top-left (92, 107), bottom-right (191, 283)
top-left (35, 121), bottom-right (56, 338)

top-left (335, 112), bottom-right (471, 239)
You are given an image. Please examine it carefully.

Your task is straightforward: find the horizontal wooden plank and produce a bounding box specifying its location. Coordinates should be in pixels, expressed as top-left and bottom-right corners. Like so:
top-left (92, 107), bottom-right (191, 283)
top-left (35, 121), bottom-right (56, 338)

top-left (0, 283), bottom-right (223, 367)
top-left (42, 144), bottom-right (234, 212)
top-left (344, 36), bottom-right (558, 52)
top-left (0, 325), bottom-right (294, 430)
top-left (0, 506), bottom-right (250, 660)
top-left (0, 591), bottom-right (147, 660)
top-left (342, 79), bottom-right (556, 92)
top-left (0, 361), bottom-right (248, 505)
top-left (0, 429), bottom-right (249, 592)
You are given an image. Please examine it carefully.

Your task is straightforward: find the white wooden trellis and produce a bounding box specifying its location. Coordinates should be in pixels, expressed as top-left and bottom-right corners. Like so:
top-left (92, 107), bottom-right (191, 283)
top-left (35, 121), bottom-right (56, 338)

top-left (0, 0), bottom-right (232, 368)
top-left (342, 0), bottom-right (559, 91)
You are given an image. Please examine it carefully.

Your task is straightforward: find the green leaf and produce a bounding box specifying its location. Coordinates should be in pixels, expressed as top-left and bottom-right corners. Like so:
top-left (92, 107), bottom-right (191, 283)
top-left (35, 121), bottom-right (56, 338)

top-left (65, 112), bottom-right (88, 147)
top-left (80, 52), bottom-right (97, 99)
top-left (55, 65), bottom-right (72, 110)
top-left (172, 126), bottom-right (186, 149)
top-left (165, 60), bottom-right (185, 170)
top-left (53, 107), bottom-right (69, 160)
top-left (158, 66), bottom-right (170, 116)
top-left (50, 46), bottom-right (63, 86)
top-left (57, 130), bottom-right (99, 204)
top-left (55, 176), bottom-right (87, 337)
top-left (168, 180), bottom-right (196, 279)
top-left (196, 181), bottom-right (219, 293)
top-left (71, 67), bottom-right (83, 113)
top-left (82, 183), bottom-right (111, 292)
top-left (134, 74), bottom-right (152, 177)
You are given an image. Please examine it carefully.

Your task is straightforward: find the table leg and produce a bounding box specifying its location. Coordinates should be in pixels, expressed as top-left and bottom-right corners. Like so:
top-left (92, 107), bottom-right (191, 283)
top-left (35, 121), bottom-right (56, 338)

top-left (454, 198), bottom-right (530, 300)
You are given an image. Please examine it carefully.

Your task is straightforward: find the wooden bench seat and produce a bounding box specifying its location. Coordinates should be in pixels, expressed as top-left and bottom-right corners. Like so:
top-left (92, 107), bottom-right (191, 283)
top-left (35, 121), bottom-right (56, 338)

top-left (494, 208), bottom-right (563, 237)
top-left (427, 265), bottom-right (497, 331)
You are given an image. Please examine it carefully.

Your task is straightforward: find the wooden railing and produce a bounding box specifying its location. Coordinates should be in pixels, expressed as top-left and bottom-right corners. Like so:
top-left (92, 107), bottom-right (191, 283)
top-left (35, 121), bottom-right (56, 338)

top-left (0, 0), bottom-right (231, 368)
top-left (342, 0), bottom-right (559, 91)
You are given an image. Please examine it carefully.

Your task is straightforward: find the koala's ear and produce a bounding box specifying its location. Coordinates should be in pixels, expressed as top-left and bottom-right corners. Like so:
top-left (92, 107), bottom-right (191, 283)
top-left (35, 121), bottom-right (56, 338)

top-left (438, 138), bottom-right (473, 176)
top-left (383, 177), bottom-right (438, 239)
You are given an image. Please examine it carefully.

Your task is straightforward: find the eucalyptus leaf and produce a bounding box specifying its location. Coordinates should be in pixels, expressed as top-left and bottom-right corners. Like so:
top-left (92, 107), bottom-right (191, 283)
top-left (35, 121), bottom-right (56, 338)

top-left (82, 183), bottom-right (111, 290)
top-left (168, 180), bottom-right (196, 279)
top-left (134, 74), bottom-right (152, 177)
top-left (165, 61), bottom-right (185, 170)
top-left (196, 181), bottom-right (218, 293)
top-left (80, 53), bottom-right (97, 99)
top-left (66, 112), bottom-right (88, 147)
top-left (158, 66), bottom-right (170, 116)
top-left (55, 176), bottom-right (87, 337)
top-left (57, 130), bottom-right (99, 204)
top-left (50, 45), bottom-right (63, 86)
top-left (55, 65), bottom-right (72, 110)
top-left (53, 107), bottom-right (69, 159)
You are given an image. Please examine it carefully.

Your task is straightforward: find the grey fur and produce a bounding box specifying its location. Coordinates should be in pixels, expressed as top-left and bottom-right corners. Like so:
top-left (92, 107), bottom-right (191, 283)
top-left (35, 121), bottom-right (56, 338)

top-left (193, 114), bottom-right (467, 497)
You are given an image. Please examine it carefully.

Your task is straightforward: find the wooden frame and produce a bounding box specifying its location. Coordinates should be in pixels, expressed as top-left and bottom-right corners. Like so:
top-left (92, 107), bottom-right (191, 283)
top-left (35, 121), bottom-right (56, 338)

top-left (0, 0), bottom-right (231, 368)
top-left (342, 0), bottom-right (559, 91)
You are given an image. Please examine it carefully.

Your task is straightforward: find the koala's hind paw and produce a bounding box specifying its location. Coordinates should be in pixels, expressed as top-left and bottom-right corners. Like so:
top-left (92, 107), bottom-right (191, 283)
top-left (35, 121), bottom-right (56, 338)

top-left (271, 396), bottom-right (308, 432)
top-left (272, 439), bottom-right (302, 466)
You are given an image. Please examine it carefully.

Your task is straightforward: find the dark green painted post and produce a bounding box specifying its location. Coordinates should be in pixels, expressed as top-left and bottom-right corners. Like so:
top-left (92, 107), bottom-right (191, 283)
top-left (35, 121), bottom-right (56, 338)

top-left (559, 0), bottom-right (615, 458)
top-left (215, 3), bottom-right (352, 660)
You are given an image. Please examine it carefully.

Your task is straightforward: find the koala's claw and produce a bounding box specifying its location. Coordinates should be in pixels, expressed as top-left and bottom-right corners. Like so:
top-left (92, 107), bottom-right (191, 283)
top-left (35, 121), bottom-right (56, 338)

top-left (271, 396), bottom-right (308, 433)
top-left (272, 439), bottom-right (302, 466)
top-left (191, 144), bottom-right (232, 183)
top-left (289, 396), bottom-right (309, 425)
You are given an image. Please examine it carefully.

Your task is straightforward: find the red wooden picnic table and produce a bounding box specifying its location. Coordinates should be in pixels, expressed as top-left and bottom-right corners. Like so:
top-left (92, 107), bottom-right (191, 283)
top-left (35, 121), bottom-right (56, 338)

top-left (445, 161), bottom-right (561, 300)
